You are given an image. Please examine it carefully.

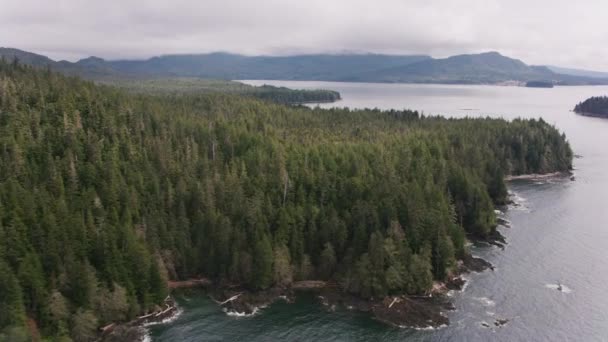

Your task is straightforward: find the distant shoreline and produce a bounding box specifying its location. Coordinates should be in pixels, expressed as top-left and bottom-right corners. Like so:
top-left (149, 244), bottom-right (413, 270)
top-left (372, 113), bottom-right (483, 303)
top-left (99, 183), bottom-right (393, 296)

top-left (240, 79), bottom-right (608, 88)
top-left (505, 171), bottom-right (571, 181)
top-left (574, 110), bottom-right (608, 119)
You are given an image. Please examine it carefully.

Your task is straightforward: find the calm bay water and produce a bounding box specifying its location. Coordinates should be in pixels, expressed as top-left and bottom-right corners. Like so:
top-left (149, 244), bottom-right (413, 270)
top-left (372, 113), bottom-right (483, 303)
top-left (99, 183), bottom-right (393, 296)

top-left (150, 81), bottom-right (608, 341)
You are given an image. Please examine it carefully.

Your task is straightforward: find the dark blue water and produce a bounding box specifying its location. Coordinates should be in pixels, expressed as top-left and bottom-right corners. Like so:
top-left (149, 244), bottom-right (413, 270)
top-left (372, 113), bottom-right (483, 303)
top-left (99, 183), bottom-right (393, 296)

top-left (150, 82), bottom-right (608, 341)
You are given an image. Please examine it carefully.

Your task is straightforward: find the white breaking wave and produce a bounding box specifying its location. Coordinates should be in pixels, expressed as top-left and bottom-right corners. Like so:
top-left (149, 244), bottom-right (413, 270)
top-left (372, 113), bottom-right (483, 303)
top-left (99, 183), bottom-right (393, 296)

top-left (141, 331), bottom-right (152, 342)
top-left (472, 296), bottom-right (496, 307)
top-left (224, 304), bottom-right (267, 317)
top-left (545, 283), bottom-right (572, 293)
top-left (508, 191), bottom-right (530, 211)
top-left (139, 304), bottom-right (184, 342)
top-left (400, 323), bottom-right (448, 330)
top-left (142, 307), bottom-right (184, 327)
top-left (447, 275), bottom-right (470, 297)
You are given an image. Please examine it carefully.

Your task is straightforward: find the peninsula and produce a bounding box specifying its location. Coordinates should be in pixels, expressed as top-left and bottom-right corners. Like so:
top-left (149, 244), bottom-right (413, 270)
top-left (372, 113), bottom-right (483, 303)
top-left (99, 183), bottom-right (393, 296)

top-left (574, 96), bottom-right (608, 117)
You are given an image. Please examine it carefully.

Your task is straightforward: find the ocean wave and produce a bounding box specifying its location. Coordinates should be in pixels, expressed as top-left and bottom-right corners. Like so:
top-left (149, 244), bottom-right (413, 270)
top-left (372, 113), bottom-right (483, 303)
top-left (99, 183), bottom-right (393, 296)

top-left (472, 296), bottom-right (496, 307)
top-left (223, 305), bottom-right (266, 317)
top-left (545, 283), bottom-right (572, 293)
top-left (401, 323), bottom-right (448, 330)
top-left (460, 275), bottom-right (470, 293)
top-left (142, 307), bottom-right (184, 327)
top-left (141, 331), bottom-right (152, 342)
top-left (507, 190), bottom-right (530, 211)
top-left (447, 274), bottom-right (470, 297)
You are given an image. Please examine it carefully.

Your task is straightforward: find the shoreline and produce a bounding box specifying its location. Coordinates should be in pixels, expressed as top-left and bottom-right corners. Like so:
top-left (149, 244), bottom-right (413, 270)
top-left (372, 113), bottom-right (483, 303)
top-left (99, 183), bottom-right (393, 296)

top-left (163, 251), bottom-right (494, 330)
top-left (98, 297), bottom-right (181, 342)
top-left (108, 170), bottom-right (571, 340)
top-left (504, 171), bottom-right (571, 181)
top-left (100, 253), bottom-right (496, 341)
top-left (574, 110), bottom-right (608, 119)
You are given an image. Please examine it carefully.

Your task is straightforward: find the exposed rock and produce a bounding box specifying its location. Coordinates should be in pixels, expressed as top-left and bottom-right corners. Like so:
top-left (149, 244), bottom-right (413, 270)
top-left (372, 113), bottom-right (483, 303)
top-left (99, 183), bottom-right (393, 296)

top-left (445, 276), bottom-right (466, 291)
top-left (494, 318), bottom-right (509, 327)
top-left (372, 296), bottom-right (449, 328)
top-left (312, 290), bottom-right (450, 329)
top-left (101, 325), bottom-right (147, 342)
top-left (497, 217), bottom-right (511, 228)
top-left (210, 287), bottom-right (295, 315)
top-left (462, 254), bottom-right (495, 272)
top-left (168, 278), bottom-right (212, 289)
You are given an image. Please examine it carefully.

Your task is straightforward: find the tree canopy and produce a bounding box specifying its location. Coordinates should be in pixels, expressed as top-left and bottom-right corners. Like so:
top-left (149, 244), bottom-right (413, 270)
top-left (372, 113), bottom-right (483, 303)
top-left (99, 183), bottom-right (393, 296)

top-left (574, 96), bottom-right (608, 117)
top-left (0, 60), bottom-right (572, 340)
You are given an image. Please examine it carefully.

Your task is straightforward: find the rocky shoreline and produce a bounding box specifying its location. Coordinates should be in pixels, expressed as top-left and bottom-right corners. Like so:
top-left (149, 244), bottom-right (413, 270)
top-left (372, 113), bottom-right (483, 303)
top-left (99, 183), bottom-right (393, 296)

top-left (100, 240), bottom-right (499, 342)
top-left (98, 297), bottom-right (181, 342)
top-left (504, 171), bottom-right (572, 181)
top-left (199, 250), bottom-right (495, 330)
top-left (100, 225), bottom-right (500, 341)
top-left (98, 251), bottom-right (497, 341)
top-left (104, 183), bottom-right (549, 340)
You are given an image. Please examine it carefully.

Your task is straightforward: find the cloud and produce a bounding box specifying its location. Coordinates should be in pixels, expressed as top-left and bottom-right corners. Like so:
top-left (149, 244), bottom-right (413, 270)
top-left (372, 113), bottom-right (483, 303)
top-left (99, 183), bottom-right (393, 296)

top-left (1, 0), bottom-right (607, 70)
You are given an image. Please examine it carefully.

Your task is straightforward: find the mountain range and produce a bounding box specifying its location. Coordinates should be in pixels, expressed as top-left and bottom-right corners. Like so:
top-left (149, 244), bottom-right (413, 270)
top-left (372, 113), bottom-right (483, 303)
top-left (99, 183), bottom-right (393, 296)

top-left (2, 47), bottom-right (607, 85)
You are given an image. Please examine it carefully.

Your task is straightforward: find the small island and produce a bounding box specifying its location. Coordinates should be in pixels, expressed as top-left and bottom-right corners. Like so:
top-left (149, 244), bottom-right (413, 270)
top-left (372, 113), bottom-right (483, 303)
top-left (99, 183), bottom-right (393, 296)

top-left (525, 81), bottom-right (554, 88)
top-left (574, 96), bottom-right (608, 117)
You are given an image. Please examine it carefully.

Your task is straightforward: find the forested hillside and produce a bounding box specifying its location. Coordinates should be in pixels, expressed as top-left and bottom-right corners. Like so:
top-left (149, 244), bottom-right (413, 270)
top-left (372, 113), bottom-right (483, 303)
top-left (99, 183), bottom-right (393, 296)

top-left (100, 78), bottom-right (340, 104)
top-left (3, 47), bottom-right (608, 85)
top-left (0, 61), bottom-right (572, 341)
top-left (574, 96), bottom-right (608, 117)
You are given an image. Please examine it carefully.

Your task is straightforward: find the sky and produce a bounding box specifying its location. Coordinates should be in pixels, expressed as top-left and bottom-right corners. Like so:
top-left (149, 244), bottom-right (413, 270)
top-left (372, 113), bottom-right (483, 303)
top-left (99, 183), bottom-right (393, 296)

top-left (1, 0), bottom-right (607, 70)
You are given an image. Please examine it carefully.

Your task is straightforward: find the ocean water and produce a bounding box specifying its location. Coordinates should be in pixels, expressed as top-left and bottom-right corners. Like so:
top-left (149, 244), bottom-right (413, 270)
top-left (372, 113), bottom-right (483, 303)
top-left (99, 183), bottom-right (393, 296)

top-left (150, 81), bottom-right (608, 341)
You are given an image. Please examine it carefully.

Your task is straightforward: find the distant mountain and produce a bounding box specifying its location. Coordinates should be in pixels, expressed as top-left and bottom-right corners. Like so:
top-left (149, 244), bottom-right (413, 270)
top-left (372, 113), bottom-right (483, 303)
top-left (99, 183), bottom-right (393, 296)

top-left (2, 47), bottom-right (608, 85)
top-left (106, 53), bottom-right (432, 80)
top-left (546, 65), bottom-right (608, 79)
top-left (347, 52), bottom-right (556, 84)
top-left (0, 47), bottom-right (56, 66)
top-left (0, 47), bottom-right (123, 79)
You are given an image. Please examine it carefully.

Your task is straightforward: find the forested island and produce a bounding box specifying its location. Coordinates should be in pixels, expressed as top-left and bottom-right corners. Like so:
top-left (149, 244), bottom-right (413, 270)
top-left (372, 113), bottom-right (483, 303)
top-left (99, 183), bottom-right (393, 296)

top-left (100, 78), bottom-right (341, 105)
top-left (574, 96), bottom-right (608, 117)
top-left (0, 61), bottom-right (572, 341)
top-left (525, 81), bottom-right (554, 88)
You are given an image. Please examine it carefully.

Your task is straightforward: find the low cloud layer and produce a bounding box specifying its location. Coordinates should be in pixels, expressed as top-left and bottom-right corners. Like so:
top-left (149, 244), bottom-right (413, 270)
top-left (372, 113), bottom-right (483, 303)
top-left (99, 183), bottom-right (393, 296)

top-left (2, 0), bottom-right (607, 70)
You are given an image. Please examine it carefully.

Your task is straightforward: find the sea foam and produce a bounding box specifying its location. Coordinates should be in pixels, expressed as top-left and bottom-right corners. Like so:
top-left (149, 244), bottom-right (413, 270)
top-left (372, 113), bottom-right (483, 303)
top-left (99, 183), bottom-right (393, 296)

top-left (545, 283), bottom-right (572, 293)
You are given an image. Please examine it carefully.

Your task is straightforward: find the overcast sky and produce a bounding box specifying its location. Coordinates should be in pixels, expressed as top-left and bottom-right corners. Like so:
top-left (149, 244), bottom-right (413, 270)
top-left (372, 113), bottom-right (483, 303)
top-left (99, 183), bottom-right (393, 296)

top-left (2, 0), bottom-right (607, 70)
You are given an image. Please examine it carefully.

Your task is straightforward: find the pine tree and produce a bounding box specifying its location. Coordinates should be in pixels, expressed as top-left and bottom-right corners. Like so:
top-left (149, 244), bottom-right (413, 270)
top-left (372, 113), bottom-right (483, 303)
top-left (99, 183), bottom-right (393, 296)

top-left (252, 232), bottom-right (273, 289)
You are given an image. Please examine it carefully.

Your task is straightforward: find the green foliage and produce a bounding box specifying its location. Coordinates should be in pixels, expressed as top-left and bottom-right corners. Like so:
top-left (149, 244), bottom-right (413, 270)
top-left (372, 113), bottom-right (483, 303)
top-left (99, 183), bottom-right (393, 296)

top-left (0, 261), bottom-right (26, 327)
top-left (100, 78), bottom-right (341, 105)
top-left (0, 61), bottom-right (573, 339)
top-left (319, 243), bottom-right (337, 280)
top-left (0, 325), bottom-right (30, 342)
top-left (252, 232), bottom-right (274, 290)
top-left (70, 309), bottom-right (98, 342)
top-left (273, 244), bottom-right (293, 287)
top-left (574, 96), bottom-right (608, 117)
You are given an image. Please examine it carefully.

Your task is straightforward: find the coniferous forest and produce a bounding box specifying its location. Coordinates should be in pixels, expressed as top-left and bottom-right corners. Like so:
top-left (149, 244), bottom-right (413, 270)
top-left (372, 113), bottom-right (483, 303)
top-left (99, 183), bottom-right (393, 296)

top-left (101, 77), bottom-right (341, 105)
top-left (0, 61), bottom-right (572, 341)
top-left (574, 96), bottom-right (608, 117)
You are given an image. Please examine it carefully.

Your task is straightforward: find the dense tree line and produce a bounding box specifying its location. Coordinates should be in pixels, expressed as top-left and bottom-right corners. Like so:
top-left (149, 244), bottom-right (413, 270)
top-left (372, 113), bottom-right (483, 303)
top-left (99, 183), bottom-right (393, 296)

top-left (525, 81), bottom-right (553, 88)
top-left (574, 96), bottom-right (608, 117)
top-left (247, 85), bottom-right (340, 104)
top-left (100, 77), bottom-right (341, 105)
top-left (0, 61), bottom-right (571, 341)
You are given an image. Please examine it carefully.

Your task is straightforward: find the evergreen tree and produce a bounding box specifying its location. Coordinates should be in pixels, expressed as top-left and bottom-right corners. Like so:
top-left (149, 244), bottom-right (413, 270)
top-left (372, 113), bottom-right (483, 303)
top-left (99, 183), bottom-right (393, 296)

top-left (0, 61), bottom-right (573, 338)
